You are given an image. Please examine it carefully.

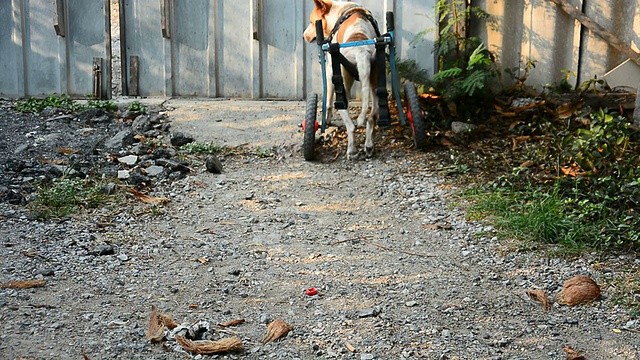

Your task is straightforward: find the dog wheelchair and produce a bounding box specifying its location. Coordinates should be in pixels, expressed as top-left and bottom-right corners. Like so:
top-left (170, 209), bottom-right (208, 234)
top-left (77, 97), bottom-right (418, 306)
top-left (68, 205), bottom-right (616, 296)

top-left (302, 11), bottom-right (427, 161)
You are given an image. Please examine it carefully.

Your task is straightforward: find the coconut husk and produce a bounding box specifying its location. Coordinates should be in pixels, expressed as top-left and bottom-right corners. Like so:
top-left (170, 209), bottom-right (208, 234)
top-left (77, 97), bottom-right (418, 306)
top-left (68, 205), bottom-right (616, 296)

top-left (262, 319), bottom-right (294, 343)
top-left (564, 346), bottom-right (586, 360)
top-left (526, 288), bottom-right (551, 310)
top-left (176, 335), bottom-right (243, 354)
top-left (146, 305), bottom-right (165, 343)
top-left (555, 275), bottom-right (601, 306)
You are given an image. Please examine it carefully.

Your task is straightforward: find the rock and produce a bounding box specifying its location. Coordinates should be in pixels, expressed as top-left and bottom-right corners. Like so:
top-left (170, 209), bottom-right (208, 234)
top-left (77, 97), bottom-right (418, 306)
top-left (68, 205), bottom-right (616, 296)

top-left (35, 268), bottom-right (55, 277)
top-left (152, 148), bottom-right (177, 159)
top-left (146, 165), bottom-right (165, 177)
top-left (358, 307), bottom-right (380, 318)
top-left (90, 245), bottom-right (114, 256)
top-left (132, 115), bottom-right (153, 134)
top-left (156, 158), bottom-right (190, 173)
top-left (105, 130), bottom-right (135, 150)
top-left (120, 110), bottom-right (143, 120)
top-left (77, 108), bottom-right (106, 122)
top-left (117, 155), bottom-right (138, 166)
top-left (170, 132), bottom-right (195, 147)
top-left (451, 121), bottom-right (478, 134)
top-left (205, 155), bottom-right (223, 174)
top-left (101, 182), bottom-right (117, 195)
top-left (128, 170), bottom-right (151, 186)
top-left (117, 170), bottom-right (130, 179)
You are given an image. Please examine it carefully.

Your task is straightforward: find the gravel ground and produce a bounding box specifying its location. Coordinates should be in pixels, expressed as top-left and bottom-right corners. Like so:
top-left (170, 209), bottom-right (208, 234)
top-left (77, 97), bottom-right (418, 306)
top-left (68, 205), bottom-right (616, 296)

top-left (0, 98), bottom-right (639, 360)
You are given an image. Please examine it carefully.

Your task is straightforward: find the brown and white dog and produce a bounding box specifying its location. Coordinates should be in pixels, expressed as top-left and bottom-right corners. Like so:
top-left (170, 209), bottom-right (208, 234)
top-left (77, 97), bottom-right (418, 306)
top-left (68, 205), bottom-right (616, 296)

top-left (303, 0), bottom-right (379, 159)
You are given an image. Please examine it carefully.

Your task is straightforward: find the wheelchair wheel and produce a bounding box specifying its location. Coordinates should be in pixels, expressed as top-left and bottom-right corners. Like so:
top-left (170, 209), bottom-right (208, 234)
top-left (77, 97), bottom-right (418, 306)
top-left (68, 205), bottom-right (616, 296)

top-left (303, 93), bottom-right (318, 161)
top-left (404, 82), bottom-right (427, 150)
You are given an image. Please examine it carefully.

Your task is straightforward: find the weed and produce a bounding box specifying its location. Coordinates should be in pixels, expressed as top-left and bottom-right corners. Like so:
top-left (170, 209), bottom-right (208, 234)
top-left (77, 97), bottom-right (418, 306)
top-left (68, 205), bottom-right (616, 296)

top-left (86, 97), bottom-right (118, 112)
top-left (15, 94), bottom-right (118, 114)
top-left (15, 94), bottom-right (84, 114)
top-left (29, 178), bottom-right (112, 219)
top-left (127, 100), bottom-right (148, 114)
top-left (608, 268), bottom-right (640, 316)
top-left (466, 184), bottom-right (598, 252)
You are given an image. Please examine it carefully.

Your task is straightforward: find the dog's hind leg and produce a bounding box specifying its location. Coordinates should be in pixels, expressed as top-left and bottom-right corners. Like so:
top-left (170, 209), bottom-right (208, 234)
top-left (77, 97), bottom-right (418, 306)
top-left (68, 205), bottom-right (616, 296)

top-left (356, 56), bottom-right (372, 129)
top-left (338, 109), bottom-right (358, 159)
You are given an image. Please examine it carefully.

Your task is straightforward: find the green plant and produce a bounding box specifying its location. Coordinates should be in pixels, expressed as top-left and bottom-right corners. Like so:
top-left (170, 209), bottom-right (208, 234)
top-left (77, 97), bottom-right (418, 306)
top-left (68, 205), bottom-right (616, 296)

top-left (29, 177), bottom-right (111, 219)
top-left (86, 97), bottom-right (118, 112)
top-left (127, 100), bottom-right (148, 114)
top-left (466, 184), bottom-right (598, 250)
top-left (180, 142), bottom-right (225, 155)
top-left (432, 42), bottom-right (494, 99)
top-left (15, 94), bottom-right (118, 114)
top-left (15, 94), bottom-right (84, 114)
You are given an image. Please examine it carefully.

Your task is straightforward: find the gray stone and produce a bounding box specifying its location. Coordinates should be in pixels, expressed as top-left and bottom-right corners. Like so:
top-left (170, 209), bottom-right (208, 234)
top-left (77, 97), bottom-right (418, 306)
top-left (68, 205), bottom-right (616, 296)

top-left (35, 268), bottom-right (55, 277)
top-left (156, 158), bottom-right (190, 173)
top-left (101, 183), bottom-right (117, 195)
top-left (170, 132), bottom-right (195, 147)
top-left (105, 130), bottom-right (135, 150)
top-left (152, 147), bottom-right (177, 159)
top-left (205, 155), bottom-right (223, 174)
top-left (132, 115), bottom-right (153, 134)
top-left (90, 245), bottom-right (114, 256)
top-left (117, 170), bottom-right (130, 179)
top-left (451, 121), bottom-right (478, 134)
top-left (146, 165), bottom-right (164, 177)
top-left (358, 307), bottom-right (380, 318)
top-left (117, 155), bottom-right (138, 165)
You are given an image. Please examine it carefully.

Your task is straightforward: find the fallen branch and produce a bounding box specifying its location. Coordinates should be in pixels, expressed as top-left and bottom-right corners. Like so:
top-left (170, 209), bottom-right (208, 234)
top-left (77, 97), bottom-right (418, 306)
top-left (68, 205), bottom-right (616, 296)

top-left (330, 235), bottom-right (374, 245)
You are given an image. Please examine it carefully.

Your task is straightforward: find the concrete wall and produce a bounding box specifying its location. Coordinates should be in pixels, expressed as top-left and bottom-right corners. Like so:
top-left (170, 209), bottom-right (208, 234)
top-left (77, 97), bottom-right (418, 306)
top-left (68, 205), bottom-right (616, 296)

top-left (472, 0), bottom-right (640, 90)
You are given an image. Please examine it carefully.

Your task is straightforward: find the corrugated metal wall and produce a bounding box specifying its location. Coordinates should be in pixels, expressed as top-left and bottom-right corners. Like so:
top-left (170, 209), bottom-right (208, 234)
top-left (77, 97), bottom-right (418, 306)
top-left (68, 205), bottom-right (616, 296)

top-left (4, 1), bottom-right (636, 99)
top-left (0, 0), bottom-right (111, 98)
top-left (120, 0), bottom-right (436, 99)
top-left (471, 0), bottom-right (640, 89)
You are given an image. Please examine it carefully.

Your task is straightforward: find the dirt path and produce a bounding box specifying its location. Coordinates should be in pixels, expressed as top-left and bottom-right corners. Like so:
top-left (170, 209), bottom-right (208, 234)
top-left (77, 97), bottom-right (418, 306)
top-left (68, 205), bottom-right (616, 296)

top-left (1, 100), bottom-right (637, 359)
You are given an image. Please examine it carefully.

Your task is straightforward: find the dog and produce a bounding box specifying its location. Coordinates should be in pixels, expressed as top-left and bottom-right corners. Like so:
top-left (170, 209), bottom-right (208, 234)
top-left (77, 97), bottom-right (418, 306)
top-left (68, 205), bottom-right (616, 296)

top-left (303, 0), bottom-right (380, 159)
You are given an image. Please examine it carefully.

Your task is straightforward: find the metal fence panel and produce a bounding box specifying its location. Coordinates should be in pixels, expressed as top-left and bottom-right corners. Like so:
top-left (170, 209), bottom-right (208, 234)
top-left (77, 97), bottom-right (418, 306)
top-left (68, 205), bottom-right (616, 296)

top-left (0, 1), bottom-right (20, 97)
top-left (121, 0), bottom-right (167, 96)
top-left (0, 0), bottom-right (109, 98)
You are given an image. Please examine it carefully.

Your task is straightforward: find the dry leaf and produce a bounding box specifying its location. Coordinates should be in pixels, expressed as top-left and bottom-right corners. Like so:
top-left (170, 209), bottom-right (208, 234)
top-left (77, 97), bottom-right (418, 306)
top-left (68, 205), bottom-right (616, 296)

top-left (218, 319), bottom-right (245, 327)
top-left (56, 147), bottom-right (79, 155)
top-left (564, 346), bottom-right (586, 360)
top-left (146, 305), bottom-right (165, 343)
top-left (555, 275), bottom-right (601, 306)
top-left (38, 158), bottom-right (68, 165)
top-left (128, 188), bottom-right (169, 205)
top-left (188, 304), bottom-right (199, 309)
top-left (520, 160), bottom-right (535, 168)
top-left (134, 134), bottom-right (147, 143)
top-left (0, 279), bottom-right (47, 289)
top-left (262, 319), bottom-right (294, 343)
top-left (195, 257), bottom-right (209, 264)
top-left (176, 335), bottom-right (243, 354)
top-left (159, 314), bottom-right (178, 330)
top-left (526, 289), bottom-right (551, 310)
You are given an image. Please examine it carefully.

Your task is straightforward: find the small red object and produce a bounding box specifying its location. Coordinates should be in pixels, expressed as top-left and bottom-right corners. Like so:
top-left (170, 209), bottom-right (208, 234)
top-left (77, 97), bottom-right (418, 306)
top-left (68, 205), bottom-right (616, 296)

top-left (305, 287), bottom-right (318, 296)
